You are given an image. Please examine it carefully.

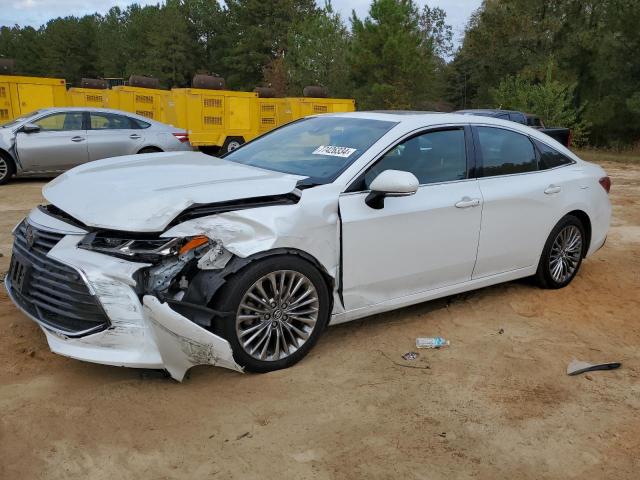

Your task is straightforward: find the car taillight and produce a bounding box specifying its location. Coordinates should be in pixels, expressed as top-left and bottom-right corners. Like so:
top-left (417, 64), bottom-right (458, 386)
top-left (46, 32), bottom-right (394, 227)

top-left (599, 176), bottom-right (611, 194)
top-left (172, 132), bottom-right (189, 143)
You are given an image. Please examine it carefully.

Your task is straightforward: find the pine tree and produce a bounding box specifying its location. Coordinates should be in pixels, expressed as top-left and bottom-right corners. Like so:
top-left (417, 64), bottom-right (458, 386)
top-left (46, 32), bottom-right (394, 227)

top-left (349, 0), bottom-right (438, 110)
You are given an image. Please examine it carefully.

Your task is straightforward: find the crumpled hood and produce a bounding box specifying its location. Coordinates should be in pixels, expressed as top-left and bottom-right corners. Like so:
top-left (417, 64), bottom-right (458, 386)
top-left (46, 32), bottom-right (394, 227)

top-left (43, 152), bottom-right (305, 232)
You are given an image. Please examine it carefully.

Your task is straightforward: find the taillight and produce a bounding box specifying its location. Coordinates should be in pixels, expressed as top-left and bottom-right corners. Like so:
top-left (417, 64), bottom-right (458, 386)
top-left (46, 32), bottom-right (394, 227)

top-left (172, 132), bottom-right (189, 143)
top-left (599, 176), bottom-right (611, 194)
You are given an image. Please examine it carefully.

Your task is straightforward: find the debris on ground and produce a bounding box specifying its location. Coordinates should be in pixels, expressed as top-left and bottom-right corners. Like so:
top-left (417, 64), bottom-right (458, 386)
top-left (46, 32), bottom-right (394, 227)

top-left (402, 352), bottom-right (419, 361)
top-left (416, 337), bottom-right (450, 349)
top-left (377, 350), bottom-right (430, 370)
top-left (498, 328), bottom-right (504, 335)
top-left (567, 359), bottom-right (622, 376)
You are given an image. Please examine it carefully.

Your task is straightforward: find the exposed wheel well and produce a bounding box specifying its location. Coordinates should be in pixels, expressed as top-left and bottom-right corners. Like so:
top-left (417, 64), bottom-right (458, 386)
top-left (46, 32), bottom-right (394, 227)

top-left (566, 210), bottom-right (591, 256)
top-left (207, 248), bottom-right (335, 319)
top-left (0, 148), bottom-right (15, 164)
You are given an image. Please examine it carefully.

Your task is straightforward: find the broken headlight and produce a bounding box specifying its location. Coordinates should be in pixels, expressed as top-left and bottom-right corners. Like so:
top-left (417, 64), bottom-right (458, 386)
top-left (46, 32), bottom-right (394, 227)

top-left (78, 232), bottom-right (208, 262)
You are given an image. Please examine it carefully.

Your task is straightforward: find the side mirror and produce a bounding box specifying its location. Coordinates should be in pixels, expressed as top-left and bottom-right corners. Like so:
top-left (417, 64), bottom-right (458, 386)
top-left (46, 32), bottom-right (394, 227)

top-left (21, 123), bottom-right (40, 134)
top-left (365, 169), bottom-right (419, 209)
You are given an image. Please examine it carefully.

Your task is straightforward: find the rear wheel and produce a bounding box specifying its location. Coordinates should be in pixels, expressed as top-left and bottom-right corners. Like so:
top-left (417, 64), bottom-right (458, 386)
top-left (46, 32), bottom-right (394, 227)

top-left (213, 256), bottom-right (330, 372)
top-left (0, 153), bottom-right (15, 185)
top-left (535, 215), bottom-right (586, 289)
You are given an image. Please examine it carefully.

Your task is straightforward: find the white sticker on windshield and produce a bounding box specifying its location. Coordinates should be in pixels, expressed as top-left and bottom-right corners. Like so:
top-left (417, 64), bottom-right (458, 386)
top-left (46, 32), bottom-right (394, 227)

top-left (312, 145), bottom-right (357, 158)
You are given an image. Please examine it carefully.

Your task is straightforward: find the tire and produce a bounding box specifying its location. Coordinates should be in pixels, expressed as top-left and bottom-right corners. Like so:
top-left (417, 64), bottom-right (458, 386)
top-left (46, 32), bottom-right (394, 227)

top-left (221, 137), bottom-right (244, 153)
top-left (138, 147), bottom-right (162, 154)
top-left (212, 255), bottom-right (330, 373)
top-left (535, 215), bottom-right (586, 289)
top-left (0, 152), bottom-right (16, 185)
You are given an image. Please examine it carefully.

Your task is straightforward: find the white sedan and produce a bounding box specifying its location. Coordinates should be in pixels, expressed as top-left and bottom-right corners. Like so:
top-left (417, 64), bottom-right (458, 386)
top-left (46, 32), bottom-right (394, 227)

top-left (5, 112), bottom-right (611, 380)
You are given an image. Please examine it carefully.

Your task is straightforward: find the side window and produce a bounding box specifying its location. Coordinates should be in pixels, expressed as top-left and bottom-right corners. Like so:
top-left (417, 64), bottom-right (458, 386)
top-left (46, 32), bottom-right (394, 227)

top-left (34, 112), bottom-right (84, 131)
top-left (476, 126), bottom-right (537, 177)
top-left (508, 113), bottom-right (525, 124)
top-left (90, 113), bottom-right (134, 130)
top-left (534, 139), bottom-right (574, 169)
top-left (363, 129), bottom-right (467, 188)
top-left (131, 118), bottom-right (151, 129)
top-left (527, 116), bottom-right (542, 127)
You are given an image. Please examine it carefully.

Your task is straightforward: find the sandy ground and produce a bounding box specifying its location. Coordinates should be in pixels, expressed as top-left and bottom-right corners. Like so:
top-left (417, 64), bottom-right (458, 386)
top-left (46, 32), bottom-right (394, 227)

top-left (0, 160), bottom-right (639, 479)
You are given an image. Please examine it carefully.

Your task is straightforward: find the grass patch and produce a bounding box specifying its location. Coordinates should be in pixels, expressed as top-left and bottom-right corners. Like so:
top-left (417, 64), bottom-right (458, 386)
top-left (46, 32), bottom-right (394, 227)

top-left (574, 149), bottom-right (640, 164)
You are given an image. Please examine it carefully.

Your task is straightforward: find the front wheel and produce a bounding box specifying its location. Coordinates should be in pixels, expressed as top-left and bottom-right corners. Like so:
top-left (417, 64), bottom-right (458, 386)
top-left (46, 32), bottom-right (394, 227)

top-left (0, 153), bottom-right (16, 185)
top-left (213, 256), bottom-right (330, 372)
top-left (535, 215), bottom-right (586, 289)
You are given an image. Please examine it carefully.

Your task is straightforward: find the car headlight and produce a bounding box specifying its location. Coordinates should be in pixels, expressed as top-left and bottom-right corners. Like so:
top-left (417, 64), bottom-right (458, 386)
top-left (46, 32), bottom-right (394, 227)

top-left (78, 232), bottom-right (210, 262)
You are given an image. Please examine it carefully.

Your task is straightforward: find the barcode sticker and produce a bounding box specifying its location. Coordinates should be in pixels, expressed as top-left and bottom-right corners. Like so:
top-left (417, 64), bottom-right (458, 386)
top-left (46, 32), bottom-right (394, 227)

top-left (312, 145), bottom-right (357, 158)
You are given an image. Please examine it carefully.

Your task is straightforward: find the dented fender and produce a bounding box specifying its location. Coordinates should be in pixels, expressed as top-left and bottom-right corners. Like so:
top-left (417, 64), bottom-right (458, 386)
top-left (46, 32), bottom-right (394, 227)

top-left (162, 186), bottom-right (342, 284)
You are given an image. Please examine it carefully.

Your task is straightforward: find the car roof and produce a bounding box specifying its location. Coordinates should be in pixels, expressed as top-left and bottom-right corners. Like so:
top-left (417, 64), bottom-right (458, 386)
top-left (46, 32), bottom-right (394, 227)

top-left (456, 109), bottom-right (523, 116)
top-left (30, 107), bottom-right (158, 122)
top-left (323, 110), bottom-right (518, 126)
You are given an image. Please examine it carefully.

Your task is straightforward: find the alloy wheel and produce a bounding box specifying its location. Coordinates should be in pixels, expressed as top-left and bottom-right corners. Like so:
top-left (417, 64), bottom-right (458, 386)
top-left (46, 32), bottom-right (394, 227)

top-left (235, 270), bottom-right (319, 361)
top-left (549, 225), bottom-right (583, 283)
top-left (0, 157), bottom-right (8, 181)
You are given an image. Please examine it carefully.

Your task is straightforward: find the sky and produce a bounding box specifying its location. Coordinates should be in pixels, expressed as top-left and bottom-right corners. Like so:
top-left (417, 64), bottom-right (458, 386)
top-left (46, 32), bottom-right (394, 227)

top-left (0, 0), bottom-right (483, 45)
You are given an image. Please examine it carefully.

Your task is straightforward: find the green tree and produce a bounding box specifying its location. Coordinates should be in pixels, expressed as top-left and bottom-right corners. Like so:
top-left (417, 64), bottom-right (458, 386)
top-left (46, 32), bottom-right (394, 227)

top-left (182, 0), bottom-right (230, 77)
top-left (224, 0), bottom-right (317, 89)
top-left (449, 0), bottom-right (640, 146)
top-left (349, 0), bottom-right (440, 109)
top-left (95, 7), bottom-right (129, 79)
top-left (41, 16), bottom-right (100, 82)
top-left (285, 2), bottom-right (352, 97)
top-left (492, 67), bottom-right (591, 145)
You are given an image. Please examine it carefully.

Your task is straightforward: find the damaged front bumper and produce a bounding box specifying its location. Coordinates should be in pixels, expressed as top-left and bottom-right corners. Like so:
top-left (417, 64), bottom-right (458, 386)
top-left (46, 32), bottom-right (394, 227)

top-left (4, 208), bottom-right (242, 381)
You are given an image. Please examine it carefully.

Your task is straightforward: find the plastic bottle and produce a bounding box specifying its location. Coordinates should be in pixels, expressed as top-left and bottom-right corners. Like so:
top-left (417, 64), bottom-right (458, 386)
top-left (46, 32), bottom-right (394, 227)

top-left (416, 337), bottom-right (450, 349)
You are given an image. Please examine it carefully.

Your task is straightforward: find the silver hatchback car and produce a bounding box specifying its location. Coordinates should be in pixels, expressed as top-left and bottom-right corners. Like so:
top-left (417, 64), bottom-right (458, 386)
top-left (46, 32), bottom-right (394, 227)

top-left (0, 107), bottom-right (193, 184)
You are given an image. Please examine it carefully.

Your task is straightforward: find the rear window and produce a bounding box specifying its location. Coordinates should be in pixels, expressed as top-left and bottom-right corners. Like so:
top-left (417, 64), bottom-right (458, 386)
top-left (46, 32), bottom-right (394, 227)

top-left (131, 118), bottom-right (151, 129)
top-left (534, 139), bottom-right (574, 169)
top-left (527, 116), bottom-right (543, 127)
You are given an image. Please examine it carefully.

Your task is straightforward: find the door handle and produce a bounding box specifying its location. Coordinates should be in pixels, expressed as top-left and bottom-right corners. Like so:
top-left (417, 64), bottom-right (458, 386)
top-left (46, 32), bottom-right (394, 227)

top-left (71, 136), bottom-right (85, 142)
top-left (544, 184), bottom-right (561, 195)
top-left (129, 134), bottom-right (141, 139)
top-left (455, 197), bottom-right (481, 208)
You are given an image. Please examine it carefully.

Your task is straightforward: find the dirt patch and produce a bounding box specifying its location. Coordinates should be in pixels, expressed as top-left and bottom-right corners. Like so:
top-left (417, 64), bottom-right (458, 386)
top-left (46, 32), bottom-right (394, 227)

top-left (1, 163), bottom-right (639, 479)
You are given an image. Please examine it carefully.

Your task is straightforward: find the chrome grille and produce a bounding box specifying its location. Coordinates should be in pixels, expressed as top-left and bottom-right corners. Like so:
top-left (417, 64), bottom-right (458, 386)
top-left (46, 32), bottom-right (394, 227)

top-left (7, 221), bottom-right (110, 337)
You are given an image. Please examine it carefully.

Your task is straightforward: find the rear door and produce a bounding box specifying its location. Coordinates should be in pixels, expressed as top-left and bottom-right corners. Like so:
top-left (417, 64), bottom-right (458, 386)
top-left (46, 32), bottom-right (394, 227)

top-left (86, 112), bottom-right (144, 161)
top-left (16, 111), bottom-right (88, 171)
top-left (471, 125), bottom-right (573, 278)
top-left (339, 126), bottom-right (483, 311)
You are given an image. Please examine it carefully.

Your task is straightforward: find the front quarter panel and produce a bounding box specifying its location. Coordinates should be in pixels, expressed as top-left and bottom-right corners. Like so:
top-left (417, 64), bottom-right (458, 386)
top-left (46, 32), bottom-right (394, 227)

top-left (162, 185), bottom-right (342, 292)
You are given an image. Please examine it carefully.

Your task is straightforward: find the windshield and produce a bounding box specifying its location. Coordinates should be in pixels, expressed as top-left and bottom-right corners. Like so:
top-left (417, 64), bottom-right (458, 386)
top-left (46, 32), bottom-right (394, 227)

top-left (0, 110), bottom-right (41, 128)
top-left (223, 116), bottom-right (397, 184)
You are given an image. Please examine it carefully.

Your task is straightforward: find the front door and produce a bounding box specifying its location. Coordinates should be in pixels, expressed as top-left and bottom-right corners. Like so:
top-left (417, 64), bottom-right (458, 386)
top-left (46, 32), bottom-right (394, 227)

top-left (339, 127), bottom-right (483, 311)
top-left (16, 111), bottom-right (88, 171)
